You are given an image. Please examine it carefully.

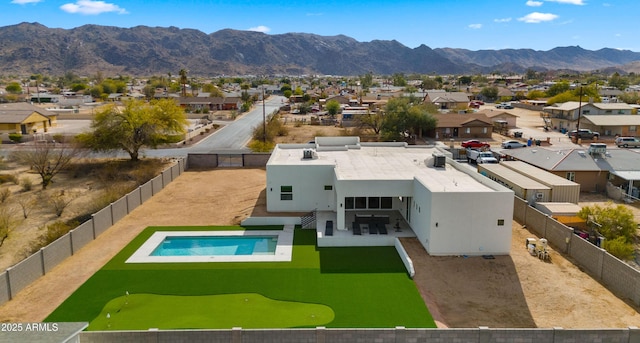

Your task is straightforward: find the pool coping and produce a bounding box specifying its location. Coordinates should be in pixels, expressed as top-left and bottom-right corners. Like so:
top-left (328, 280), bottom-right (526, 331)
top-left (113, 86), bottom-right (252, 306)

top-left (125, 228), bottom-right (294, 263)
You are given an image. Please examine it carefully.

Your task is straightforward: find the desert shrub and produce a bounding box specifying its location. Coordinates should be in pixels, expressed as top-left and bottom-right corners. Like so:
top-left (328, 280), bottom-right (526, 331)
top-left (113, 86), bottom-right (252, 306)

top-left (0, 188), bottom-right (11, 203)
top-left (52, 134), bottom-right (65, 143)
top-left (8, 133), bottom-right (22, 143)
top-left (20, 177), bottom-right (33, 191)
top-left (0, 205), bottom-right (17, 247)
top-left (16, 196), bottom-right (36, 218)
top-left (294, 120), bottom-right (303, 127)
top-left (248, 140), bottom-right (275, 152)
top-left (0, 174), bottom-right (17, 184)
top-left (603, 236), bottom-right (635, 260)
top-left (40, 220), bottom-right (78, 246)
top-left (48, 191), bottom-right (74, 217)
top-left (88, 184), bottom-right (134, 214)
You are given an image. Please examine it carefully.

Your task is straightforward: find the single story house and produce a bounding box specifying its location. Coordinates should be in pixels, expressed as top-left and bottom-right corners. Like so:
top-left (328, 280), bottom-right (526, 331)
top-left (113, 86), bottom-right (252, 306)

top-left (501, 144), bottom-right (640, 195)
top-left (581, 115), bottom-right (640, 137)
top-left (477, 109), bottom-right (518, 128)
top-left (0, 102), bottom-right (57, 134)
top-left (266, 136), bottom-right (514, 256)
top-left (423, 91), bottom-right (470, 110)
top-left (432, 113), bottom-right (493, 139)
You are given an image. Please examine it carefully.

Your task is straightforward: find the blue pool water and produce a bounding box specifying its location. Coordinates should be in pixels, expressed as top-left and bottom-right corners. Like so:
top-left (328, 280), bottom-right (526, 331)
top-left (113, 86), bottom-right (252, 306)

top-left (151, 236), bottom-right (278, 256)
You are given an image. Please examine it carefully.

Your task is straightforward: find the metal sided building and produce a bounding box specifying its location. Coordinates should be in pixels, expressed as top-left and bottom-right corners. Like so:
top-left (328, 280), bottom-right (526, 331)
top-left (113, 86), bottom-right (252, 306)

top-left (499, 160), bottom-right (581, 203)
top-left (477, 163), bottom-right (551, 204)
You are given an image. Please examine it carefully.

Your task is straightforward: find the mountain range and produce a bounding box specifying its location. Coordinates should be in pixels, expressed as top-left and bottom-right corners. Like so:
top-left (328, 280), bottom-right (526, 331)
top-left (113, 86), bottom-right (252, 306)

top-left (1, 22), bottom-right (639, 77)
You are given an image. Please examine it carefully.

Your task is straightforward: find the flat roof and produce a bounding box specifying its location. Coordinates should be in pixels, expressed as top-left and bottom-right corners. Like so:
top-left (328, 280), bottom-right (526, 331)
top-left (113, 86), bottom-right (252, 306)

top-left (478, 164), bottom-right (551, 190)
top-left (500, 161), bottom-right (578, 186)
top-left (269, 142), bottom-right (494, 193)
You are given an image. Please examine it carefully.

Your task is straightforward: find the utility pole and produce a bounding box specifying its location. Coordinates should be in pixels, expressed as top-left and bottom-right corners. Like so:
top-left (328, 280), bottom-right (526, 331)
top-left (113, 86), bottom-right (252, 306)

top-left (576, 85), bottom-right (583, 131)
top-left (262, 84), bottom-right (266, 143)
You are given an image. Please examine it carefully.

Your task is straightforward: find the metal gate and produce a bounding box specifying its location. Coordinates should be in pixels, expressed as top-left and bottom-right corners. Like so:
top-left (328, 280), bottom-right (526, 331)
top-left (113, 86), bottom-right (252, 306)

top-left (217, 154), bottom-right (243, 167)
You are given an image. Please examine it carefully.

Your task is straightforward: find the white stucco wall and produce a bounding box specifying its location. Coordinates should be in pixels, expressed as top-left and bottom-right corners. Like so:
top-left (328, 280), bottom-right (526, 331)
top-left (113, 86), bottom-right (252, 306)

top-left (411, 177), bottom-right (513, 256)
top-left (266, 164), bottom-right (336, 212)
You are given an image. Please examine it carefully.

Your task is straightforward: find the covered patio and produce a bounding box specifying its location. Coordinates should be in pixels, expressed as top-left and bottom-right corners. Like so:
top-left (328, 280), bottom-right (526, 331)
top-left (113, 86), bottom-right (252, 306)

top-left (315, 210), bottom-right (416, 247)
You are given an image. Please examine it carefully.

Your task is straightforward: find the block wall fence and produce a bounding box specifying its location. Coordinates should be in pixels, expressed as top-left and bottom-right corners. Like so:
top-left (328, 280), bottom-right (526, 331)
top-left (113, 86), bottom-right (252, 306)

top-left (0, 158), bottom-right (186, 305)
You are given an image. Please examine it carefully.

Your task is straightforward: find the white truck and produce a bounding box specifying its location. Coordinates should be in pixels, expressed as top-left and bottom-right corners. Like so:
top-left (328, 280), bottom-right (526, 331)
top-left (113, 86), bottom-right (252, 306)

top-left (466, 148), bottom-right (498, 164)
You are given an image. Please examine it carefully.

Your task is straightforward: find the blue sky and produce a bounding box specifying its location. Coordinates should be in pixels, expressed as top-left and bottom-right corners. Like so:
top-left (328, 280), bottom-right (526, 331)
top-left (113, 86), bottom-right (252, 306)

top-left (3, 0), bottom-right (638, 52)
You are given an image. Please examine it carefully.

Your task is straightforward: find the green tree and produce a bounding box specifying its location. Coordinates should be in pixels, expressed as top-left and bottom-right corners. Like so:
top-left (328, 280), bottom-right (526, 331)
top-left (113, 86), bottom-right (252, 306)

top-left (381, 98), bottom-right (436, 141)
top-left (202, 83), bottom-right (224, 97)
top-left (458, 75), bottom-right (472, 86)
top-left (325, 100), bottom-right (341, 118)
top-left (392, 73), bottom-right (407, 87)
top-left (5, 82), bottom-right (22, 94)
top-left (420, 78), bottom-right (439, 90)
top-left (546, 81), bottom-right (570, 97)
top-left (78, 99), bottom-right (188, 161)
top-left (360, 72), bottom-right (374, 89)
top-left (526, 90), bottom-right (547, 100)
top-left (357, 111), bottom-right (384, 135)
top-left (293, 86), bottom-right (303, 96)
top-left (480, 86), bottom-right (499, 101)
top-left (608, 72), bottom-right (629, 91)
top-left (577, 202), bottom-right (637, 259)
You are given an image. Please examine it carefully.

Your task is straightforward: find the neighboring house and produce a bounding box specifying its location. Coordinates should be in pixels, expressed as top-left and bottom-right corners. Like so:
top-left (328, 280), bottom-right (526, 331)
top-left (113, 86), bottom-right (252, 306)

top-left (542, 101), bottom-right (634, 132)
top-left (501, 144), bottom-right (640, 194)
top-left (0, 102), bottom-right (57, 134)
top-left (423, 91), bottom-right (470, 110)
top-left (432, 113), bottom-right (493, 139)
top-left (266, 136), bottom-right (514, 256)
top-left (325, 95), bottom-right (351, 105)
top-left (178, 96), bottom-right (240, 112)
top-left (477, 109), bottom-right (518, 128)
top-left (581, 115), bottom-right (640, 137)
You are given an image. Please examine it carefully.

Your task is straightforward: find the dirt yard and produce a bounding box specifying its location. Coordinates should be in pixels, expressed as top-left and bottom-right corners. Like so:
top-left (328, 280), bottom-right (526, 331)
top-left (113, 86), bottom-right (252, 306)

top-left (0, 168), bottom-right (639, 328)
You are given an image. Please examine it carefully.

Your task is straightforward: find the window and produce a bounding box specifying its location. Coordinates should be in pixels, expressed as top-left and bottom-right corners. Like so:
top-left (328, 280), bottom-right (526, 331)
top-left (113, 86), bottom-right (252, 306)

top-left (381, 197), bottom-right (393, 209)
top-left (345, 197), bottom-right (354, 209)
top-left (605, 110), bottom-right (612, 114)
top-left (566, 172), bottom-right (575, 182)
top-left (482, 127), bottom-right (487, 134)
top-left (280, 186), bottom-right (293, 201)
top-left (324, 185), bottom-right (333, 190)
top-left (465, 128), bottom-right (470, 134)
top-left (630, 126), bottom-right (637, 132)
top-left (368, 197), bottom-right (380, 209)
top-left (355, 197), bottom-right (367, 209)
top-left (497, 219), bottom-right (505, 226)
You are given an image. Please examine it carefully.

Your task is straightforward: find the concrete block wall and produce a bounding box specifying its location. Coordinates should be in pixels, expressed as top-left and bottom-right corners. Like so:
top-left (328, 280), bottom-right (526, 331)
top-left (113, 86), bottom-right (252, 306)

top-left (140, 181), bottom-right (153, 203)
top-left (71, 221), bottom-right (95, 253)
top-left (111, 197), bottom-right (128, 224)
top-left (41, 234), bottom-right (72, 273)
top-left (544, 218), bottom-right (572, 254)
top-left (569, 234), bottom-right (604, 278)
top-left (524, 206), bottom-right (547, 237)
top-left (92, 206), bottom-right (113, 237)
top-left (0, 159), bottom-right (185, 307)
top-left (171, 163), bottom-right (180, 181)
top-left (126, 188), bottom-right (141, 213)
top-left (161, 168), bottom-right (172, 187)
top-left (6, 252), bottom-right (44, 299)
top-left (602, 253), bottom-right (640, 305)
top-left (0, 272), bottom-right (9, 304)
top-left (78, 327), bottom-right (640, 343)
top-left (513, 197), bottom-right (527, 222)
top-left (151, 175), bottom-right (164, 195)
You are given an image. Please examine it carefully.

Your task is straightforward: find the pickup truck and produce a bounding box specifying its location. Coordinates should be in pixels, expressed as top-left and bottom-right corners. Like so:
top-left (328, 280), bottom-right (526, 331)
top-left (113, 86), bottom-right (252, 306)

top-left (568, 129), bottom-right (599, 139)
top-left (466, 148), bottom-right (498, 164)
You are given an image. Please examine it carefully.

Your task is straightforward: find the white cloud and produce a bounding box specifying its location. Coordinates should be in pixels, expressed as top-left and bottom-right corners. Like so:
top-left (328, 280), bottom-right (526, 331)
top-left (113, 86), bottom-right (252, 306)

top-left (494, 18), bottom-right (512, 23)
top-left (518, 12), bottom-right (559, 23)
top-left (306, 12), bottom-right (324, 16)
top-left (545, 0), bottom-right (585, 5)
top-left (468, 24), bottom-right (482, 29)
top-left (11, 0), bottom-right (42, 4)
top-left (526, 1), bottom-right (543, 6)
top-left (248, 25), bottom-right (270, 33)
top-left (60, 1), bottom-right (127, 15)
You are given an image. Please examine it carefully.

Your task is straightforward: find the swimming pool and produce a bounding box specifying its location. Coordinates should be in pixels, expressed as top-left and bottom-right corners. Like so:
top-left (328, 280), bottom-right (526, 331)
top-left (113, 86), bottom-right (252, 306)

top-left (126, 230), bottom-right (293, 263)
top-left (151, 236), bottom-right (278, 256)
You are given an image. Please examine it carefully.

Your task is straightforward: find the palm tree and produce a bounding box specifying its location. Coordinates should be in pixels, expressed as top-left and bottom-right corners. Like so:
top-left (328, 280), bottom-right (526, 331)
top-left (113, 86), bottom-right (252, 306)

top-left (179, 69), bottom-right (188, 97)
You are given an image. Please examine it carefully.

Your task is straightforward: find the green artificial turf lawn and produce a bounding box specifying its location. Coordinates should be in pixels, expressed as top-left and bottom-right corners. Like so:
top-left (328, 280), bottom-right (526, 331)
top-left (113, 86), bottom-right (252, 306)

top-left (46, 226), bottom-right (435, 329)
top-left (89, 293), bottom-right (334, 330)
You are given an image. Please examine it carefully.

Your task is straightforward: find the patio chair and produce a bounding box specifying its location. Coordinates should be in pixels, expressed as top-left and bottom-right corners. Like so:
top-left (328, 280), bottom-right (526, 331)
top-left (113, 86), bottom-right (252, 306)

top-left (352, 221), bottom-right (361, 235)
top-left (369, 222), bottom-right (378, 235)
top-left (325, 220), bottom-right (334, 236)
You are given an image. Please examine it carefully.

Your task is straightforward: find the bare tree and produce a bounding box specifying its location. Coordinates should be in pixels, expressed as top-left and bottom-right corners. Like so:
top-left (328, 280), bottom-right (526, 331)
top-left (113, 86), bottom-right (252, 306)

top-left (0, 205), bottom-right (19, 247)
top-left (16, 196), bottom-right (37, 219)
top-left (47, 191), bottom-right (75, 217)
top-left (11, 143), bottom-right (85, 190)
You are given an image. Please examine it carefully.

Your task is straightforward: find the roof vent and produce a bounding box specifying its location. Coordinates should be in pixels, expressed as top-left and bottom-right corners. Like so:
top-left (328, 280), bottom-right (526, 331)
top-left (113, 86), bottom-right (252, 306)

top-left (432, 152), bottom-right (446, 168)
top-left (578, 151), bottom-right (586, 157)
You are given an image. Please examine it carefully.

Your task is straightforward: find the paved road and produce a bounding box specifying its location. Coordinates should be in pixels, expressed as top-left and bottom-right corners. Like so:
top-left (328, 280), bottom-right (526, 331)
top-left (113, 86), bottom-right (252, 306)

top-left (189, 95), bottom-right (286, 153)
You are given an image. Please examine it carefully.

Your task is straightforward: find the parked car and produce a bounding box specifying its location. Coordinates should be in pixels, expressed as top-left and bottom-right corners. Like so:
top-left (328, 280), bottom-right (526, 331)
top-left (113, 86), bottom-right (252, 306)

top-left (461, 140), bottom-right (490, 149)
top-left (501, 140), bottom-right (526, 149)
top-left (615, 136), bottom-right (640, 148)
top-left (496, 102), bottom-right (514, 109)
top-left (468, 100), bottom-right (484, 108)
top-left (568, 129), bottom-right (599, 139)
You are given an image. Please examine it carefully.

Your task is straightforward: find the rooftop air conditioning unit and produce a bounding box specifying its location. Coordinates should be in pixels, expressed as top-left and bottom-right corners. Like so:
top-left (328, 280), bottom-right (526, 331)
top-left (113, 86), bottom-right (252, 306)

top-left (302, 149), bottom-right (313, 159)
top-left (432, 152), bottom-right (446, 168)
top-left (535, 192), bottom-right (544, 200)
top-left (588, 143), bottom-right (606, 156)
